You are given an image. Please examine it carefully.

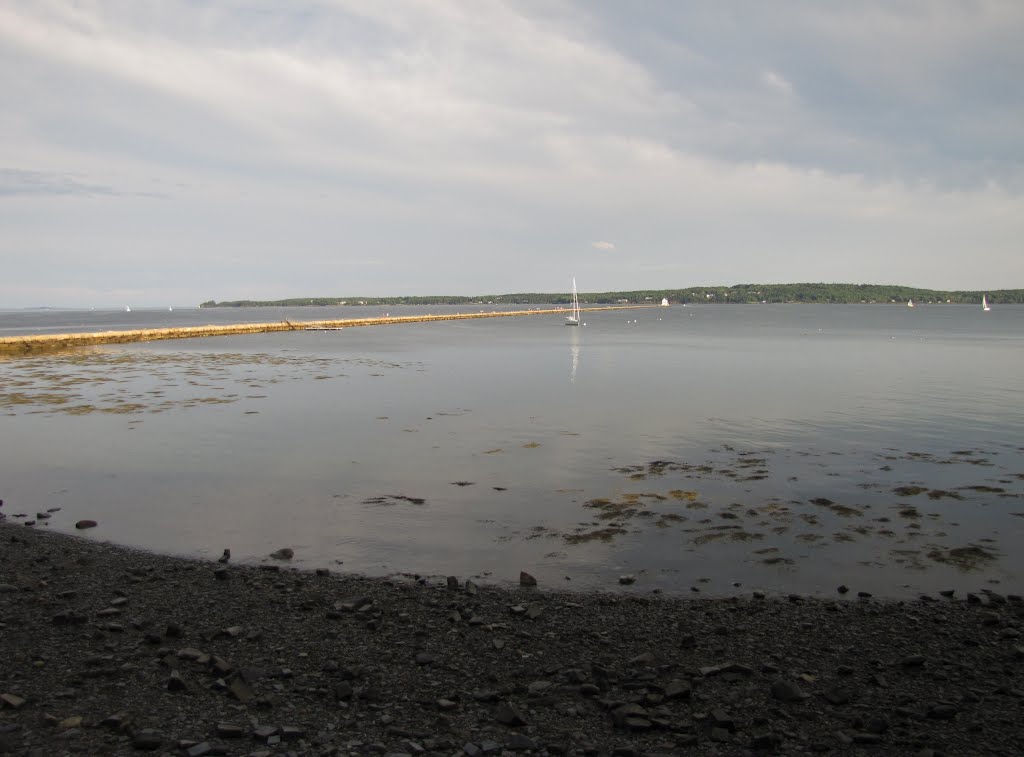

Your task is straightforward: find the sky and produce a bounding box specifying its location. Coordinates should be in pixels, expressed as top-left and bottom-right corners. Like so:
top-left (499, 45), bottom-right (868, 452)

top-left (1, 1), bottom-right (1022, 307)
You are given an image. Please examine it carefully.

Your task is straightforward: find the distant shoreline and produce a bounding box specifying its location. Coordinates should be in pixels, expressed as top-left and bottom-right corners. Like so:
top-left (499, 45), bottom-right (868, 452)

top-left (200, 283), bottom-right (1024, 308)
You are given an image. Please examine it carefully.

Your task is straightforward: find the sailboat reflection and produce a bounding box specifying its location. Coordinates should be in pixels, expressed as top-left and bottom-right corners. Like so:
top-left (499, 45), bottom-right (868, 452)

top-left (569, 328), bottom-right (580, 383)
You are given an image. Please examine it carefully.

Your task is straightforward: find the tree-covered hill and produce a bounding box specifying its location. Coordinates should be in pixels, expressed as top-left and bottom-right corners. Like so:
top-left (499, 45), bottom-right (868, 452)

top-left (200, 283), bottom-right (1024, 308)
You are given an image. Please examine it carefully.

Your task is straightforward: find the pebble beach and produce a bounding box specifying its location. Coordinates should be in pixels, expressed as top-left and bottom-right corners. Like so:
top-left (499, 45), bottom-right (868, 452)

top-left (1, 521), bottom-right (1022, 756)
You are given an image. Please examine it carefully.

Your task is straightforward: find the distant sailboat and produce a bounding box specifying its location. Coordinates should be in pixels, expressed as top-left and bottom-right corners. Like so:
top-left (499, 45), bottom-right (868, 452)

top-left (907, 299), bottom-right (914, 308)
top-left (566, 278), bottom-right (580, 326)
top-left (125, 305), bottom-right (131, 313)
top-left (982, 295), bottom-right (991, 312)
top-left (661, 297), bottom-right (669, 307)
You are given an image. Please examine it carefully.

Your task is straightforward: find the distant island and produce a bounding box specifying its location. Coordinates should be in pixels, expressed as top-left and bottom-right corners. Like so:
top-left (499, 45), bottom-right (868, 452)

top-left (200, 283), bottom-right (1023, 308)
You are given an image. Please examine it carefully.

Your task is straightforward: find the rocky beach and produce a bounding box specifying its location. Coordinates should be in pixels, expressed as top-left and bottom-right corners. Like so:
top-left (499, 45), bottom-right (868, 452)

top-left (1, 522), bottom-right (1022, 756)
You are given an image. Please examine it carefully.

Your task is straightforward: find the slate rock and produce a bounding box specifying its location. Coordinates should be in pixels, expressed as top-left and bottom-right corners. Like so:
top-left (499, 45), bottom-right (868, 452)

top-left (269, 547), bottom-right (293, 560)
top-left (494, 702), bottom-right (528, 726)
top-left (132, 729), bottom-right (163, 750)
top-left (927, 704), bottom-right (958, 720)
top-left (507, 733), bottom-right (539, 751)
top-left (75, 520), bottom-right (98, 530)
top-left (519, 571), bottom-right (537, 587)
top-left (771, 679), bottom-right (809, 702)
top-left (663, 680), bottom-right (691, 700)
top-left (0, 694), bottom-right (26, 710)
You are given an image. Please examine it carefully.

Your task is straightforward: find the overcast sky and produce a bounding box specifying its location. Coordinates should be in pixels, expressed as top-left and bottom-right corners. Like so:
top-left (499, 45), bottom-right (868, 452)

top-left (1, 1), bottom-right (1022, 307)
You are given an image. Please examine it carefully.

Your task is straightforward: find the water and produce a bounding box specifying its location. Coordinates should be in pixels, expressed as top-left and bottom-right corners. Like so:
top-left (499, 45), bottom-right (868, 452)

top-left (2, 304), bottom-right (1022, 598)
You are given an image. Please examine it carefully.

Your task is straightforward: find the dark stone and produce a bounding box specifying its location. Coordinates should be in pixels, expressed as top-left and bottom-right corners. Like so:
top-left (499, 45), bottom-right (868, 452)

top-left (215, 723), bottom-right (243, 738)
top-left (132, 729), bottom-right (163, 750)
top-left (75, 520), bottom-right (98, 530)
top-left (927, 704), bottom-right (958, 720)
top-left (252, 725), bottom-right (278, 741)
top-left (494, 702), bottom-right (528, 726)
top-left (519, 571), bottom-right (537, 587)
top-left (664, 680), bottom-right (691, 700)
top-left (771, 679), bottom-right (808, 702)
top-left (507, 733), bottom-right (539, 751)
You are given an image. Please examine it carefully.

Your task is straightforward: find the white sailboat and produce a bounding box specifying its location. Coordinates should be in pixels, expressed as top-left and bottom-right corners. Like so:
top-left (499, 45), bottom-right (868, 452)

top-left (907, 299), bottom-right (914, 308)
top-left (565, 277), bottom-right (580, 326)
top-left (661, 297), bottom-right (669, 307)
top-left (125, 305), bottom-right (131, 313)
top-left (982, 295), bottom-right (991, 312)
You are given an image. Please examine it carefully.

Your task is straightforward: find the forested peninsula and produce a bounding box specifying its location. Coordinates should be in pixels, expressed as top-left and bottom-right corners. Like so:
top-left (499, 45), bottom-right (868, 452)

top-left (200, 283), bottom-right (1024, 308)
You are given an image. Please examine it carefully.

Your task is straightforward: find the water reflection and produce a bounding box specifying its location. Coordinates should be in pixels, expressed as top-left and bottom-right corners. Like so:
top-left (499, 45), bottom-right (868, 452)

top-left (569, 328), bottom-right (580, 383)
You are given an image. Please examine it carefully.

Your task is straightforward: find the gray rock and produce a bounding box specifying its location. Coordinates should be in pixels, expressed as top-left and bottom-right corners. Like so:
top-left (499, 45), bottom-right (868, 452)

top-left (525, 601), bottom-right (543, 619)
top-left (166, 671), bottom-right (187, 692)
top-left (899, 654), bottom-right (927, 667)
top-left (852, 733), bottom-right (883, 744)
top-left (507, 734), bottom-right (539, 751)
top-left (446, 576), bottom-right (459, 590)
top-left (132, 729), bottom-right (163, 750)
top-left (0, 584), bottom-right (17, 593)
top-left (227, 677), bottom-right (254, 702)
top-left (519, 571), bottom-right (537, 587)
top-left (252, 725), bottom-right (278, 742)
top-left (822, 687), bottom-right (850, 705)
top-left (335, 596), bottom-right (372, 612)
top-left (619, 575), bottom-right (636, 585)
top-left (0, 693), bottom-right (26, 710)
top-left (494, 702), bottom-right (528, 726)
top-left (215, 723), bottom-right (243, 738)
top-left (269, 547), bottom-right (293, 560)
top-left (771, 679), bottom-right (809, 702)
top-left (74, 520), bottom-right (98, 530)
top-left (927, 704), bottom-right (958, 720)
top-left (663, 680), bottom-right (691, 700)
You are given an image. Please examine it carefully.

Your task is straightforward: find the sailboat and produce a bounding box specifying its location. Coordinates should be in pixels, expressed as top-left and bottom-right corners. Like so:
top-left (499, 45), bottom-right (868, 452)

top-left (661, 297), bottom-right (670, 307)
top-left (565, 278), bottom-right (580, 326)
top-left (125, 305), bottom-right (131, 313)
top-left (983, 295), bottom-right (991, 312)
top-left (907, 299), bottom-right (914, 308)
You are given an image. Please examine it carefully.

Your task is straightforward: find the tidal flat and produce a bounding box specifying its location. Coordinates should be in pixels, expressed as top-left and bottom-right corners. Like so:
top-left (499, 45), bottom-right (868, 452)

top-left (1, 305), bottom-right (1023, 599)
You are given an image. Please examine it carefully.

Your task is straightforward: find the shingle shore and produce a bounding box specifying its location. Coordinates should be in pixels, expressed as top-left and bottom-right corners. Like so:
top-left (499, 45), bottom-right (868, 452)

top-left (1, 522), bottom-right (1022, 756)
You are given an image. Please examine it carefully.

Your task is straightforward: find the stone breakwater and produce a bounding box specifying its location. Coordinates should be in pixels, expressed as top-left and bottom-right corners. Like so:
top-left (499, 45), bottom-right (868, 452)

top-left (1, 522), bottom-right (1022, 756)
top-left (0, 307), bottom-right (652, 356)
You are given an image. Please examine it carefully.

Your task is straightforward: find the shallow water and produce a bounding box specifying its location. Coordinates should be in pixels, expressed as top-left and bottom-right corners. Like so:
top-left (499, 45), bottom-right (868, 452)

top-left (2, 304), bottom-right (1022, 597)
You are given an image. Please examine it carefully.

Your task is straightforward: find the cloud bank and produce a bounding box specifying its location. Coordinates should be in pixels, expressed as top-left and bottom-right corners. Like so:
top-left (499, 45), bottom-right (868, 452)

top-left (0, 1), bottom-right (1021, 306)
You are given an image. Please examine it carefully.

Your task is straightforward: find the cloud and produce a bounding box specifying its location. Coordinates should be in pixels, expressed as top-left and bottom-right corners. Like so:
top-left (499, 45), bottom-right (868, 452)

top-left (0, 168), bottom-right (121, 198)
top-left (0, 1), bottom-right (1021, 306)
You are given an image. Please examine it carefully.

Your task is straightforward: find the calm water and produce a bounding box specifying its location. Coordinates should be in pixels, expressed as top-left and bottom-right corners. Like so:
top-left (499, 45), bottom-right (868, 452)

top-left (2, 304), bottom-right (1022, 598)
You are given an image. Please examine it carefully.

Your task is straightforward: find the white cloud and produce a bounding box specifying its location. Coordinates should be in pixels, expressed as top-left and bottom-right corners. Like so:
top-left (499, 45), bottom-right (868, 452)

top-left (591, 241), bottom-right (616, 251)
